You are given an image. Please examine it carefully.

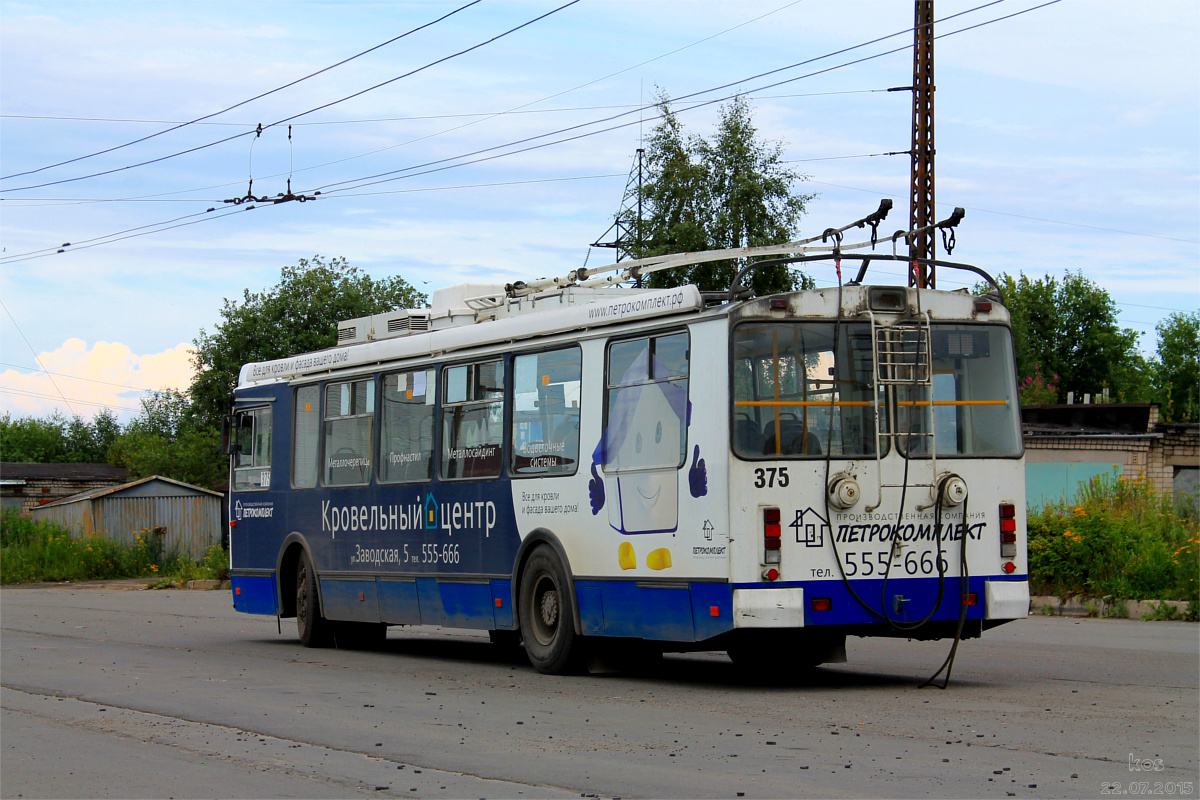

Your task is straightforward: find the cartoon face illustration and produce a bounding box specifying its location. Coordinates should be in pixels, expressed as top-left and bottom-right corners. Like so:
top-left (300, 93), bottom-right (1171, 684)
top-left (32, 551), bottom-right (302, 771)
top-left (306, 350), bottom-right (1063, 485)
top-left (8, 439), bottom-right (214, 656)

top-left (593, 338), bottom-right (690, 535)
top-left (605, 378), bottom-right (682, 534)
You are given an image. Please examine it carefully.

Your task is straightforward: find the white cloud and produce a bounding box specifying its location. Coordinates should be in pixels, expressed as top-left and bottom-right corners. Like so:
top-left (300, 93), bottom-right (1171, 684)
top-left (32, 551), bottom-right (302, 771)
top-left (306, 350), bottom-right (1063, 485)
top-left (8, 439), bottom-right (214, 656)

top-left (0, 339), bottom-right (195, 421)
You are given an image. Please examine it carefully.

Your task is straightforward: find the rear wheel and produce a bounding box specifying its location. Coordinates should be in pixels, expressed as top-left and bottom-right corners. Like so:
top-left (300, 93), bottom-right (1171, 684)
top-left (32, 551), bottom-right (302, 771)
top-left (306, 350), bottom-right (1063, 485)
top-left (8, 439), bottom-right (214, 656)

top-left (334, 621), bottom-right (387, 650)
top-left (727, 631), bottom-right (845, 671)
top-left (518, 546), bottom-right (585, 674)
top-left (296, 552), bottom-right (332, 648)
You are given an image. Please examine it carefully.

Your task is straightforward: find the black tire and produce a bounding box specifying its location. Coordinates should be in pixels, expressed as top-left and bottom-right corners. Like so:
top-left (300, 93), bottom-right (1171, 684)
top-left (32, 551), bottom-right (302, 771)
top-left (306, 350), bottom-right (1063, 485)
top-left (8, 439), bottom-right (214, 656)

top-left (334, 621), bottom-right (387, 650)
top-left (296, 551), bottom-right (332, 648)
top-left (727, 631), bottom-right (841, 671)
top-left (518, 546), bottom-right (585, 674)
top-left (488, 629), bottom-right (522, 649)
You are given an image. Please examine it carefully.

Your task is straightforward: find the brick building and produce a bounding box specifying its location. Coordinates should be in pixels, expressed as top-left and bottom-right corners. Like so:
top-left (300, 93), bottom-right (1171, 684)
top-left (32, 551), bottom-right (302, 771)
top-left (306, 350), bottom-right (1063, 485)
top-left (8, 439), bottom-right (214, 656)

top-left (0, 463), bottom-right (130, 515)
top-left (1022, 404), bottom-right (1199, 509)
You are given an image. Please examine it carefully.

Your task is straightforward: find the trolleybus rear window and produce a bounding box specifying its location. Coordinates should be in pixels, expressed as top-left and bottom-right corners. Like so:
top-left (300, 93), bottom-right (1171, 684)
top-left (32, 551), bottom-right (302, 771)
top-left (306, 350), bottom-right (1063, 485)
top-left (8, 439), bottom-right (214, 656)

top-left (732, 322), bottom-right (882, 459)
top-left (895, 325), bottom-right (1021, 457)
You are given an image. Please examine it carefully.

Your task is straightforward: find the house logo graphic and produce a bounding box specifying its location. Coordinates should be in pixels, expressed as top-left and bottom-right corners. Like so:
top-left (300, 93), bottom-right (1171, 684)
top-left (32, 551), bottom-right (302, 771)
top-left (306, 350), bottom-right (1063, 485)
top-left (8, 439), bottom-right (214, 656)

top-left (424, 492), bottom-right (438, 530)
top-left (234, 500), bottom-right (243, 521)
top-left (790, 508), bottom-right (830, 547)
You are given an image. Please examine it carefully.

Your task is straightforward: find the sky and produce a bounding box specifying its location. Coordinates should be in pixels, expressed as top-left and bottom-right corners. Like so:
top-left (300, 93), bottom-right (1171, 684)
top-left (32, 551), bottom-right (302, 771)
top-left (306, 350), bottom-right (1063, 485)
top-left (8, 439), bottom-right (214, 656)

top-left (1, 0), bottom-right (1197, 422)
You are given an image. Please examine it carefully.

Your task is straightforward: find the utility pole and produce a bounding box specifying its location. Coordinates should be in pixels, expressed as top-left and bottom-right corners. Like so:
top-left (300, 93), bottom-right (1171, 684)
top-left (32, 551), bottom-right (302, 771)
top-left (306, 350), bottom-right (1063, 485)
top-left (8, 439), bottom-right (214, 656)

top-left (909, 0), bottom-right (936, 288)
top-left (591, 147), bottom-right (645, 264)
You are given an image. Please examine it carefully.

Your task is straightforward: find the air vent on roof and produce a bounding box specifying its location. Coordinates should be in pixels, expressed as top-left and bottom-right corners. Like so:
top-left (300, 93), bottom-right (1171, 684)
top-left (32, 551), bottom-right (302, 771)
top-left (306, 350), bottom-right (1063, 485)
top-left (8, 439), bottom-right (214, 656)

top-left (387, 312), bottom-right (431, 334)
top-left (337, 326), bottom-right (357, 342)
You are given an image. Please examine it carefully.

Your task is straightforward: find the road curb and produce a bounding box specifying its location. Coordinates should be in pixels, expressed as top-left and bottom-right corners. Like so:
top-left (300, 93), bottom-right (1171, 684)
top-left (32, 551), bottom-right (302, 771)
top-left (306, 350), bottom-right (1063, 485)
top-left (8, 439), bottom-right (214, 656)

top-left (183, 579), bottom-right (230, 591)
top-left (1030, 594), bottom-right (1192, 620)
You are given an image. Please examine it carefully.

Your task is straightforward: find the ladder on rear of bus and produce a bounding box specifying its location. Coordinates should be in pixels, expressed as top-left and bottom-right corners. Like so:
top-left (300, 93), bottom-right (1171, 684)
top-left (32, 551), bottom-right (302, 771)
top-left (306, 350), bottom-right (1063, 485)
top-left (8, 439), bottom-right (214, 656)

top-left (866, 311), bottom-right (937, 508)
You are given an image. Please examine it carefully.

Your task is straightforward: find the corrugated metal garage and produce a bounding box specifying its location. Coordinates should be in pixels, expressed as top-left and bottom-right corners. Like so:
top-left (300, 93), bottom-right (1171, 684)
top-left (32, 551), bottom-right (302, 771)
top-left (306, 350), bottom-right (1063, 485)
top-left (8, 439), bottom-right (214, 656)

top-left (31, 476), bottom-right (223, 559)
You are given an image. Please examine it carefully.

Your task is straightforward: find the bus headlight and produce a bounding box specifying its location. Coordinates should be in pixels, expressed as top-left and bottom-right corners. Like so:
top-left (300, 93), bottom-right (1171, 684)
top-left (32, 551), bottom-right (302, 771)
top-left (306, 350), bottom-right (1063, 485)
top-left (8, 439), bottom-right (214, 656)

top-left (827, 475), bottom-right (861, 509)
top-left (935, 473), bottom-right (968, 507)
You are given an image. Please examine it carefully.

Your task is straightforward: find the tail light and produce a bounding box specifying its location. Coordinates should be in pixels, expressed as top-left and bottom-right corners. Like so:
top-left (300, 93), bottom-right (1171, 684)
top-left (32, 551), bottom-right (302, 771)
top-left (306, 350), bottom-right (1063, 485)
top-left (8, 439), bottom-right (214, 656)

top-left (961, 592), bottom-right (978, 606)
top-left (763, 507), bottom-right (781, 565)
top-left (811, 597), bottom-right (832, 612)
top-left (999, 503), bottom-right (1017, 559)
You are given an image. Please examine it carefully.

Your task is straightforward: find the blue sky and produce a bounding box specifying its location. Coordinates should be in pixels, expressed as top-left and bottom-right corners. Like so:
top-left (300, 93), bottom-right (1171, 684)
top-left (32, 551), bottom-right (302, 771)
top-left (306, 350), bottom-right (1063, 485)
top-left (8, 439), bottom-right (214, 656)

top-left (1, 0), bottom-right (1197, 420)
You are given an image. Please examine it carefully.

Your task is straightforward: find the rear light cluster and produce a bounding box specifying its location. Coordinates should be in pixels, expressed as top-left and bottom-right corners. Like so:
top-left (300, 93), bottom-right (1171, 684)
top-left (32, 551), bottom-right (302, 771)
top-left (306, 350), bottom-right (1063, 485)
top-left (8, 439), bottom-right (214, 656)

top-left (764, 508), bottom-right (781, 563)
top-left (999, 503), bottom-right (1017, 559)
top-left (763, 507), bottom-right (781, 581)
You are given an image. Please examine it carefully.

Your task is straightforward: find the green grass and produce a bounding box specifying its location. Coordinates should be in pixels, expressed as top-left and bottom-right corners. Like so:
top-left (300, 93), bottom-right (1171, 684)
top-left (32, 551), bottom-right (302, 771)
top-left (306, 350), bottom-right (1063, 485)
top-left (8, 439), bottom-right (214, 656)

top-left (0, 509), bottom-right (228, 586)
top-left (1028, 470), bottom-right (1200, 605)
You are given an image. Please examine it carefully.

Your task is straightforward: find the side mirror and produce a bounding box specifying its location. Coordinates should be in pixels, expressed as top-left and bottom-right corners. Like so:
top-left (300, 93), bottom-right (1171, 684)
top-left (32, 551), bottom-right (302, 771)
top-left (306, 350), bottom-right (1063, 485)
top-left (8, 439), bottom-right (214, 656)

top-left (220, 414), bottom-right (240, 456)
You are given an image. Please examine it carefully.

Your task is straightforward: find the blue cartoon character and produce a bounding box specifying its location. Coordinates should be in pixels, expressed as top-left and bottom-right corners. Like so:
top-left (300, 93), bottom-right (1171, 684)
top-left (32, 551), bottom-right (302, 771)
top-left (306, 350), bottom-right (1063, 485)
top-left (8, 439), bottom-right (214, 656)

top-left (588, 332), bottom-right (706, 539)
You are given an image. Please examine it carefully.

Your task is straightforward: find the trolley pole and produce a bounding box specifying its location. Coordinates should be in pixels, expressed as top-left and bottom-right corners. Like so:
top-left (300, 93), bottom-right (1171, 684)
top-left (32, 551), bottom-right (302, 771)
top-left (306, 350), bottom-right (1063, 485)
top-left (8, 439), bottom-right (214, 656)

top-left (909, 0), bottom-right (936, 288)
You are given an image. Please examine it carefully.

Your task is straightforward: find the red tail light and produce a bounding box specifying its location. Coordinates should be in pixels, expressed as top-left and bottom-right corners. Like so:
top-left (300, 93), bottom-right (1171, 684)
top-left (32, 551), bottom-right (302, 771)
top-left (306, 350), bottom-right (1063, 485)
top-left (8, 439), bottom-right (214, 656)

top-left (763, 507), bottom-right (782, 565)
top-left (811, 597), bottom-right (832, 612)
top-left (999, 503), bottom-right (1017, 559)
top-left (961, 592), bottom-right (978, 606)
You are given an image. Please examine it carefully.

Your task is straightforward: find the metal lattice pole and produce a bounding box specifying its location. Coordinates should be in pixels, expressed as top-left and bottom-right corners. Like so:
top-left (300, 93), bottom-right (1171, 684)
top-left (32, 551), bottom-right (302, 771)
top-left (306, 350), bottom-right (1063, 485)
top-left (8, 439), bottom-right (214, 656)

top-left (909, 0), bottom-right (936, 288)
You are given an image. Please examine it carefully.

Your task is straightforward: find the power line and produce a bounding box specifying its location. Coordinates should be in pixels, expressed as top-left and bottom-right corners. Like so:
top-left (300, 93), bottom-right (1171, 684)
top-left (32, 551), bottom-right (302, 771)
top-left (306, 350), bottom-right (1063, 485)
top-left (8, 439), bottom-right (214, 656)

top-left (328, 172), bottom-right (626, 199)
top-left (0, 90), bottom-right (893, 208)
top-left (310, 0), bottom-right (1025, 197)
top-left (0, 88), bottom-right (887, 128)
top-left (0, 362), bottom-right (155, 392)
top-left (0, 208), bottom-right (220, 262)
top-left (1, 1), bottom-right (580, 193)
top-left (807, 179), bottom-right (1200, 245)
top-left (784, 151), bottom-right (909, 163)
top-left (0, 172), bottom-right (629, 206)
top-left (1119, 302), bottom-right (1197, 313)
top-left (0, 300), bottom-right (76, 415)
top-left (201, 2), bottom-right (825, 196)
top-left (0, 207), bottom-right (250, 265)
top-left (0, 2), bottom-right (1061, 265)
top-left (0, 387), bottom-right (144, 414)
top-left (0, 1), bottom-right (484, 182)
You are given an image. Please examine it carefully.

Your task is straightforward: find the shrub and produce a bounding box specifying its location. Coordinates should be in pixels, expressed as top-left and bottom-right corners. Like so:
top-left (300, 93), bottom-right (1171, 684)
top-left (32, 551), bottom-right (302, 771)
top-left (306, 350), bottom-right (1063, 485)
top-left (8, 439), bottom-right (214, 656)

top-left (1, 510), bottom-right (225, 585)
top-left (1028, 470), bottom-right (1200, 605)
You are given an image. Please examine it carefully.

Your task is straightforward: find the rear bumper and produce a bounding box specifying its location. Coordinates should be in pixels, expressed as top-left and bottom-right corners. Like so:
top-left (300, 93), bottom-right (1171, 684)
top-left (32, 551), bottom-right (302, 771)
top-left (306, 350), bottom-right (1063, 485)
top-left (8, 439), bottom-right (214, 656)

top-left (985, 579), bottom-right (1029, 620)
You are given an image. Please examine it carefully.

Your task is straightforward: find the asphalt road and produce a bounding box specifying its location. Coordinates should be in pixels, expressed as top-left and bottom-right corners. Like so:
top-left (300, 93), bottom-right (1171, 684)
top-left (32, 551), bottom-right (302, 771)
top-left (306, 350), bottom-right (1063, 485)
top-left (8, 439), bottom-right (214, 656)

top-left (1, 583), bottom-right (1196, 799)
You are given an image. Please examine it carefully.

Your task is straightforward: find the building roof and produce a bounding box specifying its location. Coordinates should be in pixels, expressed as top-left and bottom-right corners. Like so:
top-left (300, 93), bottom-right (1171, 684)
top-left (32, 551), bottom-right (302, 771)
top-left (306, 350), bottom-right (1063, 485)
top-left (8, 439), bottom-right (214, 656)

top-left (1021, 403), bottom-right (1158, 437)
top-left (0, 462), bottom-right (130, 481)
top-left (36, 475), bottom-right (224, 508)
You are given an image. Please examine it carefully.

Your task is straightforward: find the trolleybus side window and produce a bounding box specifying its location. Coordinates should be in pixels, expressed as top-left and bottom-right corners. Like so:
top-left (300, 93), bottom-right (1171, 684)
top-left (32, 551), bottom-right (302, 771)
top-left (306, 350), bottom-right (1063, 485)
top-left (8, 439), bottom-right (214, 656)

top-left (603, 331), bottom-right (689, 473)
top-left (292, 385), bottom-right (320, 489)
top-left (511, 347), bottom-right (581, 477)
top-left (379, 369), bottom-right (436, 483)
top-left (233, 406), bottom-right (272, 491)
top-left (732, 322), bottom-right (883, 459)
top-left (324, 378), bottom-right (374, 486)
top-left (896, 325), bottom-right (1021, 457)
top-left (441, 360), bottom-right (505, 480)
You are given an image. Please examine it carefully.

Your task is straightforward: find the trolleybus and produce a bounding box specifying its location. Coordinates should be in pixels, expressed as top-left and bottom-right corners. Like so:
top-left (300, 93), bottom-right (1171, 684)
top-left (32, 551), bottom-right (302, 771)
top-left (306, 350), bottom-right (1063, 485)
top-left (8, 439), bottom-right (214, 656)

top-left (224, 202), bottom-right (1029, 675)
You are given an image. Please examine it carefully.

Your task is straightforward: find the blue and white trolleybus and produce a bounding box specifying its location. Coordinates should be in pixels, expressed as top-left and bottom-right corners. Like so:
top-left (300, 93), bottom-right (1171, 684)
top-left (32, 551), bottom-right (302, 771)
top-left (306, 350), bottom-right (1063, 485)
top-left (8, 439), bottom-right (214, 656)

top-left (224, 204), bottom-right (1029, 676)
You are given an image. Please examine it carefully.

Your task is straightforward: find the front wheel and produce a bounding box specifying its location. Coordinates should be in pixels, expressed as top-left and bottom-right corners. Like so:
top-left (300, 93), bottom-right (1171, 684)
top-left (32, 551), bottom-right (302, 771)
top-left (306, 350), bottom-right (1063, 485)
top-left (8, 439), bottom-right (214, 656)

top-left (296, 551), bottom-right (332, 648)
top-left (518, 546), bottom-right (585, 674)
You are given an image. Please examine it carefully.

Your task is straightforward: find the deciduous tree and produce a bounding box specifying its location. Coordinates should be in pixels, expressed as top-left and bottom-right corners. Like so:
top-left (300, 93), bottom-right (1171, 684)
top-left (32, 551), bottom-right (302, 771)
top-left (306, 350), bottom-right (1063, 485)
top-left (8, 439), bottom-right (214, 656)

top-left (190, 256), bottom-right (426, 427)
top-left (1153, 311), bottom-right (1199, 422)
top-left (997, 271), bottom-right (1146, 403)
top-left (623, 94), bottom-right (814, 295)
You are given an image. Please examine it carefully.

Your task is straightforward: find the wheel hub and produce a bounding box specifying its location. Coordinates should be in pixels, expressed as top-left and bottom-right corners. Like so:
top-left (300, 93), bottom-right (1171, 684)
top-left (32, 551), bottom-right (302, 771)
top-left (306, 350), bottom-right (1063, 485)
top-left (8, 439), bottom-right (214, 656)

top-left (539, 589), bottom-right (559, 628)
